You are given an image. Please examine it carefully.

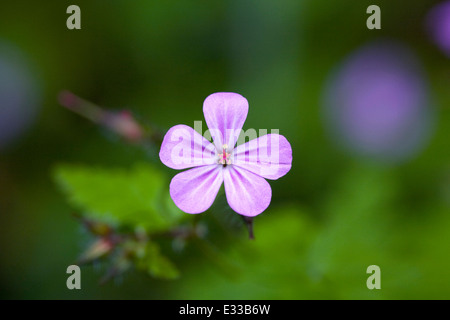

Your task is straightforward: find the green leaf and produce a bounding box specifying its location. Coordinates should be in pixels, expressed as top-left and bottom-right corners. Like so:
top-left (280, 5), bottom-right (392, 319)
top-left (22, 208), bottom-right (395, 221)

top-left (134, 241), bottom-right (180, 280)
top-left (53, 163), bottom-right (184, 232)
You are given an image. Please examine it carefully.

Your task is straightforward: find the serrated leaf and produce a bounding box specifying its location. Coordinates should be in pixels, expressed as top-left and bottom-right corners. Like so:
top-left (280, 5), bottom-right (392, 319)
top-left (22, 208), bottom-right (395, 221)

top-left (54, 163), bottom-right (184, 232)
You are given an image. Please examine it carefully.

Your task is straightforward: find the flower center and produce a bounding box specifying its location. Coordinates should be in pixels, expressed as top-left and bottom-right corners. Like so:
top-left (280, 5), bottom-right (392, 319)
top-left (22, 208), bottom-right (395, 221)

top-left (218, 144), bottom-right (231, 167)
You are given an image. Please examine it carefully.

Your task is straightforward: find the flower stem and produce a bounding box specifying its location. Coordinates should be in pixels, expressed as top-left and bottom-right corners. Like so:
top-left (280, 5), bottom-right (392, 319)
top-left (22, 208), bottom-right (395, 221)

top-left (58, 90), bottom-right (164, 145)
top-left (243, 216), bottom-right (254, 240)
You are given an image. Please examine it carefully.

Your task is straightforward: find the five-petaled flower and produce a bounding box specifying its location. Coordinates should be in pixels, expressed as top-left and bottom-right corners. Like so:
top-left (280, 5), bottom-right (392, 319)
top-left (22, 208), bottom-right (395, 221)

top-left (159, 92), bottom-right (292, 217)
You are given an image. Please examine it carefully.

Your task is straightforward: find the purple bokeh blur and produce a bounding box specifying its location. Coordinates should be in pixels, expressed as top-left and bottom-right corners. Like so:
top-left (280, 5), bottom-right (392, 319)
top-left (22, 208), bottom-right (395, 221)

top-left (426, 1), bottom-right (450, 57)
top-left (0, 41), bottom-right (40, 151)
top-left (322, 41), bottom-right (434, 163)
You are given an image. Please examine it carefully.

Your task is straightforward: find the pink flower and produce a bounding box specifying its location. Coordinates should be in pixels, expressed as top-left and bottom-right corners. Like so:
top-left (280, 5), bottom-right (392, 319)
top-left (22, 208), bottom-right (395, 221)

top-left (426, 0), bottom-right (450, 57)
top-left (159, 92), bottom-right (292, 217)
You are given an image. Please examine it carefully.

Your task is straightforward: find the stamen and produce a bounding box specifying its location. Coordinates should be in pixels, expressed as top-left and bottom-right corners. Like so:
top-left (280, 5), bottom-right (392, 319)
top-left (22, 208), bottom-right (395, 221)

top-left (218, 144), bottom-right (231, 167)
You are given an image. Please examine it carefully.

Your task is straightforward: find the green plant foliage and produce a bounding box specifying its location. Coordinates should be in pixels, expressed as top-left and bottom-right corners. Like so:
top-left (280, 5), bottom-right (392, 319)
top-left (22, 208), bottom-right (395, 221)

top-left (53, 164), bottom-right (184, 232)
top-left (174, 205), bottom-right (322, 299)
top-left (307, 165), bottom-right (450, 299)
top-left (307, 165), bottom-right (399, 299)
top-left (134, 240), bottom-right (180, 280)
top-left (174, 166), bottom-right (450, 299)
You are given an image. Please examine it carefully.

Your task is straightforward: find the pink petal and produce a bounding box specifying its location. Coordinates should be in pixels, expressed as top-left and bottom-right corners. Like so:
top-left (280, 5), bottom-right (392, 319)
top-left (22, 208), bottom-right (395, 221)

top-left (203, 92), bottom-right (249, 150)
top-left (232, 134), bottom-right (292, 180)
top-left (159, 125), bottom-right (217, 170)
top-left (170, 165), bottom-right (223, 214)
top-left (223, 166), bottom-right (272, 217)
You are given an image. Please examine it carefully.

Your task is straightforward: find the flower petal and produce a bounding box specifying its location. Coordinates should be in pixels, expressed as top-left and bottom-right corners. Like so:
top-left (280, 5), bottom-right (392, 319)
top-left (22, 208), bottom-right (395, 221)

top-left (232, 134), bottom-right (292, 180)
top-left (203, 92), bottom-right (249, 150)
top-left (223, 166), bottom-right (272, 217)
top-left (170, 165), bottom-right (223, 214)
top-left (160, 125), bottom-right (217, 170)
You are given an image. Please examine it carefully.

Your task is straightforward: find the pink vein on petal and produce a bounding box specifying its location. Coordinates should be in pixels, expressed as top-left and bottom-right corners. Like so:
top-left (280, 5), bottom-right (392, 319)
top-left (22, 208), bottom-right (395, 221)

top-left (170, 165), bottom-right (223, 214)
top-left (223, 166), bottom-right (272, 217)
top-left (203, 92), bottom-right (249, 150)
top-left (159, 124), bottom-right (216, 170)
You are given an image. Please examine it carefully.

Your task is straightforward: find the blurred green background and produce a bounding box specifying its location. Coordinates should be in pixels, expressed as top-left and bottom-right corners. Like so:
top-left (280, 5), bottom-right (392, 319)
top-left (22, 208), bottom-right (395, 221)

top-left (0, 0), bottom-right (449, 299)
